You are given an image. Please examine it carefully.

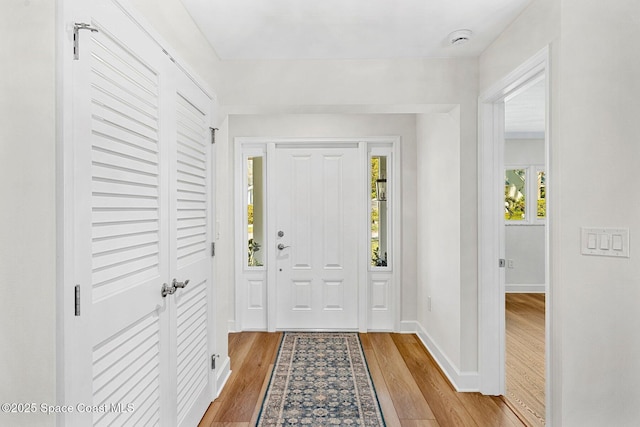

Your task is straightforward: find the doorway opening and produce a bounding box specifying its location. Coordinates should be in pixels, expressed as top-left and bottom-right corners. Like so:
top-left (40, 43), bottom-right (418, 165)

top-left (503, 77), bottom-right (547, 425)
top-left (478, 47), bottom-right (551, 424)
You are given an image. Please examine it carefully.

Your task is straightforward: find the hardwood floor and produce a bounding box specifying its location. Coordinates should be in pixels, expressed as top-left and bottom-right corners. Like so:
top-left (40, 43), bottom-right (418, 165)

top-left (199, 332), bottom-right (526, 427)
top-left (505, 293), bottom-right (546, 426)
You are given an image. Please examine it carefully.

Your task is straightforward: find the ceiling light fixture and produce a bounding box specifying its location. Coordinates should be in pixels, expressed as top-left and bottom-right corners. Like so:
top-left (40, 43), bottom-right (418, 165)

top-left (448, 29), bottom-right (473, 46)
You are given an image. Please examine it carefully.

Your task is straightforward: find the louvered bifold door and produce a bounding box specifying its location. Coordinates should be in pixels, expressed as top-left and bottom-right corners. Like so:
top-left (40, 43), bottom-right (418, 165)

top-left (169, 68), bottom-right (214, 427)
top-left (69, 0), bottom-right (174, 425)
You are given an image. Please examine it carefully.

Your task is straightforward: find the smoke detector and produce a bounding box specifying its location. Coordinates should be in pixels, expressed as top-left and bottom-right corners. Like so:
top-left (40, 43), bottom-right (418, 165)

top-left (448, 29), bottom-right (473, 46)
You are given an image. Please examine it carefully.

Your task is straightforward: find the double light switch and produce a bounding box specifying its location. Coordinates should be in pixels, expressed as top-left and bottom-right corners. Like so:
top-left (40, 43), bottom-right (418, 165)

top-left (581, 228), bottom-right (629, 257)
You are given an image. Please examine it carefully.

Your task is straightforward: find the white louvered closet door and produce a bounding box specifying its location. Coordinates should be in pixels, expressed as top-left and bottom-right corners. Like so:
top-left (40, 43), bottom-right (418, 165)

top-left (170, 66), bottom-right (213, 427)
top-left (69, 1), bottom-right (213, 426)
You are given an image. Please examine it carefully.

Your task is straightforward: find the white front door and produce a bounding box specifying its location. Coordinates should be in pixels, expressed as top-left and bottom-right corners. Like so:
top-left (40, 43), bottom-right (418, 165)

top-left (66, 0), bottom-right (213, 425)
top-left (274, 146), bottom-right (361, 330)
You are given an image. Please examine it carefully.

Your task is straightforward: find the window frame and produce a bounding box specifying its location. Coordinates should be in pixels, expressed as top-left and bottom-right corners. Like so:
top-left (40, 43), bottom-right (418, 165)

top-left (504, 164), bottom-right (546, 225)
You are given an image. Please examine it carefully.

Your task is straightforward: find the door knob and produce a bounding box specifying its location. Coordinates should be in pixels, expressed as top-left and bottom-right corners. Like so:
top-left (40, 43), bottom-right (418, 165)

top-left (277, 243), bottom-right (290, 250)
top-left (161, 282), bottom-right (176, 297)
top-left (172, 278), bottom-right (190, 289)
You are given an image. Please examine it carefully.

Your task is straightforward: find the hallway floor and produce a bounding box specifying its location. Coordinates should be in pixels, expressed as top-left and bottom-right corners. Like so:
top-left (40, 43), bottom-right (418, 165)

top-left (199, 332), bottom-right (526, 426)
top-left (505, 293), bottom-right (546, 426)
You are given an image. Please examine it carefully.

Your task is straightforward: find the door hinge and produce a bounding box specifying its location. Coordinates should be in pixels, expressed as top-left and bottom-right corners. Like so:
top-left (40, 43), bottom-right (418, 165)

top-left (499, 258), bottom-right (506, 268)
top-left (74, 285), bottom-right (81, 316)
top-left (211, 242), bottom-right (215, 257)
top-left (211, 354), bottom-right (219, 370)
top-left (210, 127), bottom-right (218, 144)
top-left (73, 23), bottom-right (99, 60)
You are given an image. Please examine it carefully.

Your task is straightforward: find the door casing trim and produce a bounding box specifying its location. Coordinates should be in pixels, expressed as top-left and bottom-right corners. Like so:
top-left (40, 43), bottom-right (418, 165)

top-left (477, 46), bottom-right (552, 422)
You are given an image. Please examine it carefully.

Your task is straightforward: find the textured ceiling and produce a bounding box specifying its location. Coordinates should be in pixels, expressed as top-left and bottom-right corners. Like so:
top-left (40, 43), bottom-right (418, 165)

top-left (181, 0), bottom-right (533, 60)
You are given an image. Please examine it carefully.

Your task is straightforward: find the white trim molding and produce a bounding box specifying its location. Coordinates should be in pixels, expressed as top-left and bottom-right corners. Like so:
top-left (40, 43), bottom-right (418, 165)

top-left (214, 356), bottom-right (232, 399)
top-left (506, 284), bottom-right (546, 293)
top-left (401, 321), bottom-right (480, 392)
top-left (227, 320), bottom-right (237, 333)
top-left (478, 46), bottom-right (552, 413)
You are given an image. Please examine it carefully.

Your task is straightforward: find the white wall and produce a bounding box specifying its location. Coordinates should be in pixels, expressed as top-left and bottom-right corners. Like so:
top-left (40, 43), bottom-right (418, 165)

top-left (505, 226), bottom-right (546, 286)
top-left (478, 0), bottom-right (560, 94)
top-left (0, 2), bottom-right (56, 426)
top-left (416, 111), bottom-right (462, 369)
top-left (481, 0), bottom-right (640, 424)
top-left (218, 58), bottom-right (476, 108)
top-left (227, 113), bottom-right (417, 326)
top-left (505, 138), bottom-right (545, 165)
top-left (557, 0), bottom-right (640, 425)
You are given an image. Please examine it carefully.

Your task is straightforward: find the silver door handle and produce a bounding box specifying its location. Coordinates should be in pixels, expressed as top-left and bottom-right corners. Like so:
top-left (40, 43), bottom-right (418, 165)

top-left (172, 278), bottom-right (190, 289)
top-left (161, 282), bottom-right (176, 297)
top-left (277, 243), bottom-right (290, 250)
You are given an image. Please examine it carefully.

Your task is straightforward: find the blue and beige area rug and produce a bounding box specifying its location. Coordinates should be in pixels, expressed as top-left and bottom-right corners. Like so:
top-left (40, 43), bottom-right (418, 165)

top-left (257, 332), bottom-right (386, 426)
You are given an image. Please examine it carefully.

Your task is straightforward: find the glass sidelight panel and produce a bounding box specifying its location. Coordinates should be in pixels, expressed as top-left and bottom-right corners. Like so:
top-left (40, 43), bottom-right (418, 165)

top-left (247, 156), bottom-right (265, 267)
top-left (537, 170), bottom-right (546, 219)
top-left (505, 168), bottom-right (526, 221)
top-left (371, 156), bottom-right (389, 267)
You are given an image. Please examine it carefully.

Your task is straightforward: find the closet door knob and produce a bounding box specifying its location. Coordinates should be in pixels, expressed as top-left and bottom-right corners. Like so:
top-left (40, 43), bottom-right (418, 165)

top-left (161, 283), bottom-right (176, 297)
top-left (172, 278), bottom-right (190, 289)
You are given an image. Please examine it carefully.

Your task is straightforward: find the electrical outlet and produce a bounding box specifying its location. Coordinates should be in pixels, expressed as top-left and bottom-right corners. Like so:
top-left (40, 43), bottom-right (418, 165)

top-left (427, 296), bottom-right (432, 312)
top-left (507, 259), bottom-right (515, 269)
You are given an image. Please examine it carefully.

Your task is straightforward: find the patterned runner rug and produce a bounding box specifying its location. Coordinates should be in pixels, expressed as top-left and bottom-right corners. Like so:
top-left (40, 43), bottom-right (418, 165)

top-left (257, 332), bottom-right (386, 426)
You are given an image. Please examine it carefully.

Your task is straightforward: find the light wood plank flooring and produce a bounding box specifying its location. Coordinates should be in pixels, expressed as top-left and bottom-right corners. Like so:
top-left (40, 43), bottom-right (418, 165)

top-left (199, 332), bottom-right (526, 427)
top-left (505, 293), bottom-right (546, 426)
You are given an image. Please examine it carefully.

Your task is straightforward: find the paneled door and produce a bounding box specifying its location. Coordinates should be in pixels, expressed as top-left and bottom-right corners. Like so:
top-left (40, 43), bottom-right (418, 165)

top-left (67, 0), bottom-right (213, 425)
top-left (274, 146), bottom-right (360, 329)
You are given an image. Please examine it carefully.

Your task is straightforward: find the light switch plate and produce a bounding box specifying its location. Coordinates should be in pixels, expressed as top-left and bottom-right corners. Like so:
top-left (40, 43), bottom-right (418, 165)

top-left (581, 227), bottom-right (629, 258)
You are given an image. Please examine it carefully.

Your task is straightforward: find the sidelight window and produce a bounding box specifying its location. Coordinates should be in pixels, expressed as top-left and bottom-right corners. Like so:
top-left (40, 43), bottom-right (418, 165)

top-left (536, 169), bottom-right (546, 219)
top-left (371, 154), bottom-right (390, 268)
top-left (247, 156), bottom-right (265, 267)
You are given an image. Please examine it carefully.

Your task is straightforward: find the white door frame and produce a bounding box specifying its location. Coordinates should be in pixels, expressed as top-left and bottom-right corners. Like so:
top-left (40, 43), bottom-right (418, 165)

top-left (234, 137), bottom-right (401, 333)
top-left (477, 46), bottom-right (551, 418)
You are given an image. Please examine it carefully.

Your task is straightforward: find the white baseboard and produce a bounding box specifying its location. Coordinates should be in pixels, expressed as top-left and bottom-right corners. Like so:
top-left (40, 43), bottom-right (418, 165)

top-left (399, 320), bottom-right (419, 333)
top-left (506, 283), bottom-right (546, 293)
top-left (400, 321), bottom-right (479, 392)
top-left (228, 319), bottom-right (237, 333)
top-left (215, 356), bottom-right (231, 398)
